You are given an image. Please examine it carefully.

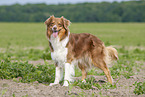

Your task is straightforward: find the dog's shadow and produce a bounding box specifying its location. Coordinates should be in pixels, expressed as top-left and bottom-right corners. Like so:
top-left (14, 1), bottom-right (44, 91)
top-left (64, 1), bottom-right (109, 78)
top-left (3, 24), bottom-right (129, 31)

top-left (97, 80), bottom-right (106, 83)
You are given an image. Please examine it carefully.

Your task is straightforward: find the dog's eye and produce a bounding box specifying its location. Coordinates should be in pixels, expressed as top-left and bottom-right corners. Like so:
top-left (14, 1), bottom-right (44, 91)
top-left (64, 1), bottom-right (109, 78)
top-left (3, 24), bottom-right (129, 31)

top-left (50, 23), bottom-right (54, 26)
top-left (58, 24), bottom-right (62, 27)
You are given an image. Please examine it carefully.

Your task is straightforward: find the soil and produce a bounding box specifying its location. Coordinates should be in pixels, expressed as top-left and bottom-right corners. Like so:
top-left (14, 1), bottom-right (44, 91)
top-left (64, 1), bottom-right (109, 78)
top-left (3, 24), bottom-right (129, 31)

top-left (0, 60), bottom-right (145, 97)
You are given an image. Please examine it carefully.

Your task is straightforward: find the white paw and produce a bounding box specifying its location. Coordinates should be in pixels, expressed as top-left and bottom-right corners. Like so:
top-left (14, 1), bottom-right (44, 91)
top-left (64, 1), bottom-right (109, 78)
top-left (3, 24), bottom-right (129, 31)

top-left (49, 83), bottom-right (58, 86)
top-left (63, 81), bottom-right (69, 86)
top-left (82, 80), bottom-right (86, 83)
top-left (111, 76), bottom-right (114, 84)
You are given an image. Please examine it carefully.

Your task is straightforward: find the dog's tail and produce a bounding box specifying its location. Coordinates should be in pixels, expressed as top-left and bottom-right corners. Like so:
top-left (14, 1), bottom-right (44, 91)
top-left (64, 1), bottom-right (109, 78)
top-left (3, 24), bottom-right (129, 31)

top-left (104, 46), bottom-right (118, 64)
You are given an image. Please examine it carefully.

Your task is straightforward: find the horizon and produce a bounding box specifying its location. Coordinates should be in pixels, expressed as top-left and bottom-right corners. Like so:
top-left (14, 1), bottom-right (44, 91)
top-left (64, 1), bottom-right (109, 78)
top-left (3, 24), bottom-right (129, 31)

top-left (0, 0), bottom-right (132, 6)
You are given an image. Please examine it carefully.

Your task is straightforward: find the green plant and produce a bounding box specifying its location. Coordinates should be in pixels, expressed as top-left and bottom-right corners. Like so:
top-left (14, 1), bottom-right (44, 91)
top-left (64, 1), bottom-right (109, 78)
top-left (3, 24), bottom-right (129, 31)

top-left (72, 77), bottom-right (117, 90)
top-left (0, 58), bottom-right (55, 83)
top-left (0, 89), bottom-right (7, 97)
top-left (12, 93), bottom-right (15, 97)
top-left (101, 82), bottom-right (117, 90)
top-left (133, 81), bottom-right (145, 95)
top-left (0, 47), bottom-right (51, 61)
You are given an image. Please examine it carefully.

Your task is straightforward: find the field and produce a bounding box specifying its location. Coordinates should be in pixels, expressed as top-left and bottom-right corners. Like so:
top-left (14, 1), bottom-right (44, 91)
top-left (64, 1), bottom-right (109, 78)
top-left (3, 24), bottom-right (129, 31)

top-left (0, 22), bottom-right (145, 97)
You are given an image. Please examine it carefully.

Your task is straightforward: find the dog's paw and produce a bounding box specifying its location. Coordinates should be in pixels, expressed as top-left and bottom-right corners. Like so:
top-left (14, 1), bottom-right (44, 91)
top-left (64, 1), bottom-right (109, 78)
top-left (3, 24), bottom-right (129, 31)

top-left (82, 80), bottom-right (86, 83)
top-left (49, 83), bottom-right (58, 86)
top-left (63, 81), bottom-right (69, 86)
top-left (111, 76), bottom-right (114, 84)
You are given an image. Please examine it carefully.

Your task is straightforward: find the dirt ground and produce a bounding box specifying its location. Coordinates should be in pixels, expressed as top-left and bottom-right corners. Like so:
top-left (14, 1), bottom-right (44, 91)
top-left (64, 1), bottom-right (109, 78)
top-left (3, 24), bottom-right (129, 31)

top-left (0, 60), bottom-right (145, 97)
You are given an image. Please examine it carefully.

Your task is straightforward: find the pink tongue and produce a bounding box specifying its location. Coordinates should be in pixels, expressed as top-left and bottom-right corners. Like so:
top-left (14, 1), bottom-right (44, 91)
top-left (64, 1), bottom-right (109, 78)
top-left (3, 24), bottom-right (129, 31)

top-left (52, 32), bottom-right (58, 38)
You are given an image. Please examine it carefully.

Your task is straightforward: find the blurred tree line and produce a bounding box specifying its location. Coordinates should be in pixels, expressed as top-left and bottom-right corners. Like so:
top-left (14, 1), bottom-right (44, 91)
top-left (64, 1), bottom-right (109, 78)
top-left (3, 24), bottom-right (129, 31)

top-left (0, 0), bottom-right (145, 22)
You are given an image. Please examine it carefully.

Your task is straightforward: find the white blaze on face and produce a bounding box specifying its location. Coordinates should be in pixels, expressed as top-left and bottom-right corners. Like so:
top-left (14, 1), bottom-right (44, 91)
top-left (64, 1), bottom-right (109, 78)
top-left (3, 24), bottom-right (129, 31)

top-left (52, 25), bottom-right (58, 38)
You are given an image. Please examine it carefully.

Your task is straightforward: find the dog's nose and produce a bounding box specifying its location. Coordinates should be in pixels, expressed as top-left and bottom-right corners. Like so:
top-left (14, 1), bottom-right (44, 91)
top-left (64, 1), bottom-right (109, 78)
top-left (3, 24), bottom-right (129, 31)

top-left (52, 25), bottom-right (57, 30)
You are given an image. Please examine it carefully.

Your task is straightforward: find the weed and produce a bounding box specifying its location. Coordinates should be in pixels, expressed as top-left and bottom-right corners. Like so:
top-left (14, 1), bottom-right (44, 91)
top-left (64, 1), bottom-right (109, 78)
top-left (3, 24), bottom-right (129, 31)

top-left (0, 89), bottom-right (7, 97)
top-left (101, 82), bottom-right (117, 90)
top-left (0, 47), bottom-right (51, 61)
top-left (133, 81), bottom-right (145, 95)
top-left (72, 77), bottom-right (117, 90)
top-left (12, 93), bottom-right (15, 97)
top-left (0, 58), bottom-right (55, 83)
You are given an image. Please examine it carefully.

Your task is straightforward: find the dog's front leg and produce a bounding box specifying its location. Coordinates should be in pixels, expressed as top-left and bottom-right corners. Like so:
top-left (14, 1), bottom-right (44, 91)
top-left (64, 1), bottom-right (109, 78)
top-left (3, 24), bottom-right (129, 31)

top-left (63, 63), bottom-right (75, 86)
top-left (49, 66), bottom-right (63, 86)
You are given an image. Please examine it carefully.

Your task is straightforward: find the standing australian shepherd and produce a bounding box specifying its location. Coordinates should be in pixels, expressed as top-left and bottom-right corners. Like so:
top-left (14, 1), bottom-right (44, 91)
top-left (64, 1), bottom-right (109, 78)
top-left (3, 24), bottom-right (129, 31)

top-left (45, 16), bottom-right (118, 86)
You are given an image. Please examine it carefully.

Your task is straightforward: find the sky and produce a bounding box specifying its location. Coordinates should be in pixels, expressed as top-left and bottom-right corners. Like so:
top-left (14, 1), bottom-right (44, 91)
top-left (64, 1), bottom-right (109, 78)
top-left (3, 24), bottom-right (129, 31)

top-left (0, 0), bottom-right (132, 5)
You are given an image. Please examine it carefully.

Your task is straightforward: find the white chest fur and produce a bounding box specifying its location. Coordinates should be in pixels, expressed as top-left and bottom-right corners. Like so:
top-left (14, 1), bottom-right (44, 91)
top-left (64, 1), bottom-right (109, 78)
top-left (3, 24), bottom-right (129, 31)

top-left (49, 35), bottom-right (69, 65)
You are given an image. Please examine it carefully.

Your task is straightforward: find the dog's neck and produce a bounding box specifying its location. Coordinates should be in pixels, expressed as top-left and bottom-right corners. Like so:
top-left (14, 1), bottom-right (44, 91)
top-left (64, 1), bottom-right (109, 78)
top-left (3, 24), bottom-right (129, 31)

top-left (49, 32), bottom-right (70, 51)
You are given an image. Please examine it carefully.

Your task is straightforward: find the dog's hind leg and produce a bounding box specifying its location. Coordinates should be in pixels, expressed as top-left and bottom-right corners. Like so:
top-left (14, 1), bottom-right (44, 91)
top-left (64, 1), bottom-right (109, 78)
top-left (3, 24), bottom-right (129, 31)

top-left (101, 64), bottom-right (113, 84)
top-left (103, 66), bottom-right (113, 84)
top-left (78, 63), bottom-right (87, 82)
top-left (92, 60), bottom-right (113, 84)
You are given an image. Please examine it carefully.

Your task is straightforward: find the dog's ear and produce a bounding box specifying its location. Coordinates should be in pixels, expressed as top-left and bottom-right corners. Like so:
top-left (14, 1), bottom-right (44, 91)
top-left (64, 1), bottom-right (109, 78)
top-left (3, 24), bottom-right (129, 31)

top-left (45, 15), bottom-right (54, 25)
top-left (61, 16), bottom-right (70, 30)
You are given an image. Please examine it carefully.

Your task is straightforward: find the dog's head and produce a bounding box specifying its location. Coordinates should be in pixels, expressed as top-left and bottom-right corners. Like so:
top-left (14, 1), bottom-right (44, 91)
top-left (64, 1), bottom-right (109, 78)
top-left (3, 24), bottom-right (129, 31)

top-left (45, 15), bottom-right (70, 40)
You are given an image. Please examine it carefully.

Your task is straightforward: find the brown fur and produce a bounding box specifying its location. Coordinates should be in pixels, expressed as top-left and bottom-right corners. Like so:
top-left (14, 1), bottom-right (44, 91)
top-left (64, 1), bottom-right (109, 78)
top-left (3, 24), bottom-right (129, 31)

top-left (66, 33), bottom-right (118, 84)
top-left (49, 41), bottom-right (54, 52)
top-left (45, 16), bottom-right (118, 84)
top-left (45, 15), bottom-right (70, 41)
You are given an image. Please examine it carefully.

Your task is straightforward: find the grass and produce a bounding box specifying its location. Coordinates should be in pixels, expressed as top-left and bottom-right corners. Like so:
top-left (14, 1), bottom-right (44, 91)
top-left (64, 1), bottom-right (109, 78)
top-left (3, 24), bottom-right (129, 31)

top-left (71, 23), bottom-right (145, 46)
top-left (0, 22), bottom-right (145, 95)
top-left (0, 23), bottom-right (145, 48)
top-left (0, 23), bottom-right (47, 48)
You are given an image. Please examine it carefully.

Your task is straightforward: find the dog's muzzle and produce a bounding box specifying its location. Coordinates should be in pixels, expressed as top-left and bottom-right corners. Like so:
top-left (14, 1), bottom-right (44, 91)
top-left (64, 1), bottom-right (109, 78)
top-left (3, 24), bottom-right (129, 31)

top-left (52, 25), bottom-right (57, 32)
top-left (52, 25), bottom-right (58, 38)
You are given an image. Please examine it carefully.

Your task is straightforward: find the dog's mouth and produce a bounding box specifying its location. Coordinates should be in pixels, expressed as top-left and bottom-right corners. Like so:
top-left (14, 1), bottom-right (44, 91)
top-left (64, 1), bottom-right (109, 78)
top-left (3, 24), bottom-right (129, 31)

top-left (52, 29), bottom-right (61, 38)
top-left (52, 31), bottom-right (58, 38)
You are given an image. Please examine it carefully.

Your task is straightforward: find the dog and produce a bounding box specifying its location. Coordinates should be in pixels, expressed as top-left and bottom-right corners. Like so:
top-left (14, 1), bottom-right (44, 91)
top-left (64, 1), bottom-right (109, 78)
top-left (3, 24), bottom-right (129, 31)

top-left (45, 15), bottom-right (118, 86)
